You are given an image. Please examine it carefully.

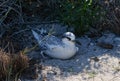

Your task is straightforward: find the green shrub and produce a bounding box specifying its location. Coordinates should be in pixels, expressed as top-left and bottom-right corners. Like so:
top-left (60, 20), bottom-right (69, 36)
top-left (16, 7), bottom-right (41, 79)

top-left (58, 0), bottom-right (103, 36)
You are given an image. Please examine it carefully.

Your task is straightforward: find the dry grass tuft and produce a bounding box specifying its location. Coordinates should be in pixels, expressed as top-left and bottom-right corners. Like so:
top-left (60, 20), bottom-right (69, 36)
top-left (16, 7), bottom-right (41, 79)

top-left (0, 48), bottom-right (29, 81)
top-left (0, 49), bottom-right (11, 80)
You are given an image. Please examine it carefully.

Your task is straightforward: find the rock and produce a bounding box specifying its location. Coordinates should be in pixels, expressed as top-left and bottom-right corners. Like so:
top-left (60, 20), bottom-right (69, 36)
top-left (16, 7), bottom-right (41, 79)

top-left (97, 42), bottom-right (114, 49)
top-left (89, 43), bottom-right (94, 46)
top-left (76, 36), bottom-right (91, 47)
top-left (113, 37), bottom-right (120, 47)
top-left (97, 33), bottom-right (115, 44)
top-left (90, 57), bottom-right (99, 62)
top-left (86, 28), bottom-right (102, 38)
top-left (114, 37), bottom-right (120, 41)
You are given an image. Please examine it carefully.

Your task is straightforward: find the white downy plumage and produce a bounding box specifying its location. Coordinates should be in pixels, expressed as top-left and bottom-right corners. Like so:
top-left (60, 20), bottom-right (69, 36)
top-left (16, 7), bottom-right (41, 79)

top-left (32, 30), bottom-right (78, 59)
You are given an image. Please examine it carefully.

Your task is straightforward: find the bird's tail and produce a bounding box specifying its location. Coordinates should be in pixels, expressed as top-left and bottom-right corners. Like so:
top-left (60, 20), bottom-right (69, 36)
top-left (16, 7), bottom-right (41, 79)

top-left (32, 30), bottom-right (43, 45)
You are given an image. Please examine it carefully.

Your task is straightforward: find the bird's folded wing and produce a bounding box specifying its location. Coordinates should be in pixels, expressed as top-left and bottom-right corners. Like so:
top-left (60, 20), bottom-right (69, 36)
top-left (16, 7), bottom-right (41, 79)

top-left (47, 44), bottom-right (64, 52)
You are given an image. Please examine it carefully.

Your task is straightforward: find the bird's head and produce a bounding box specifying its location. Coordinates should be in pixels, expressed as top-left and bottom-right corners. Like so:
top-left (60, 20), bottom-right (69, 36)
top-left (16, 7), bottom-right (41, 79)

top-left (63, 32), bottom-right (75, 41)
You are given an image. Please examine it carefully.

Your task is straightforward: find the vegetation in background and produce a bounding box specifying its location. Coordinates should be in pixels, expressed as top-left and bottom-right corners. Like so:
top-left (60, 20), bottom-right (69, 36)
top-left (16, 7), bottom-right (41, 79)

top-left (0, 0), bottom-right (120, 50)
top-left (57, 0), bottom-right (104, 36)
top-left (0, 0), bottom-right (60, 52)
top-left (102, 0), bottom-right (120, 35)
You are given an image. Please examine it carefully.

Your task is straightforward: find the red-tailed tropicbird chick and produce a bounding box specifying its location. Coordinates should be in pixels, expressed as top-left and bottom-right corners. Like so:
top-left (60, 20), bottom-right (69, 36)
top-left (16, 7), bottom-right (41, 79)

top-left (32, 30), bottom-right (79, 59)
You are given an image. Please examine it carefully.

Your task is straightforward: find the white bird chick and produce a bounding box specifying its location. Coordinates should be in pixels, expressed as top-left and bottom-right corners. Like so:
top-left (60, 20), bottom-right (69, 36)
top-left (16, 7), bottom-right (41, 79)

top-left (32, 30), bottom-right (79, 59)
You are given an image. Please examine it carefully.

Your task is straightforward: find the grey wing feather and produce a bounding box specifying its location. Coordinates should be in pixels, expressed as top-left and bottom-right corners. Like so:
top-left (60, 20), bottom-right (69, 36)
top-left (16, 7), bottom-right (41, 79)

top-left (32, 30), bottom-right (64, 50)
top-left (32, 30), bottom-right (45, 49)
top-left (32, 30), bottom-right (43, 44)
top-left (46, 36), bottom-right (63, 45)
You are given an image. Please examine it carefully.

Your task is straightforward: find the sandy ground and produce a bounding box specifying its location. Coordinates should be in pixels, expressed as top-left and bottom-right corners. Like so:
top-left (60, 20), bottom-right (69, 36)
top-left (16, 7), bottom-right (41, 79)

top-left (23, 32), bottom-right (120, 81)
